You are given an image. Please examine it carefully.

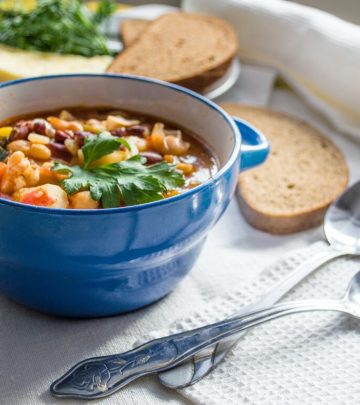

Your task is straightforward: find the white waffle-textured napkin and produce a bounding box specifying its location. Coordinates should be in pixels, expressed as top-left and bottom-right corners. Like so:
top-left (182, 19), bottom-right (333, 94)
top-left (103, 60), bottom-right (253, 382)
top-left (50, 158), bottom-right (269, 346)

top-left (139, 242), bottom-right (360, 405)
top-left (183, 0), bottom-right (360, 140)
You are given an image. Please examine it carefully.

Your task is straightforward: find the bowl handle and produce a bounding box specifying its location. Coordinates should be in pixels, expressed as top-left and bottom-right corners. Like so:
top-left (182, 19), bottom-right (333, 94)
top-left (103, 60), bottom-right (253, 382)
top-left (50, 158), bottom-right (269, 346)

top-left (233, 117), bottom-right (270, 171)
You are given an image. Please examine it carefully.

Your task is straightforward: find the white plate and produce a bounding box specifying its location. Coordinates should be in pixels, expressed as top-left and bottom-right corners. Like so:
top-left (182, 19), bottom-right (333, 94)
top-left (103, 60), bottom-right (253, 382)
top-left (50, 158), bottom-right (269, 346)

top-left (203, 59), bottom-right (241, 100)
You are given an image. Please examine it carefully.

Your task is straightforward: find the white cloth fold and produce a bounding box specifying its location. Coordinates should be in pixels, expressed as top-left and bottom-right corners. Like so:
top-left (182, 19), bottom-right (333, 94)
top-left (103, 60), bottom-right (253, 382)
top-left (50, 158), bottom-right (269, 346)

top-left (182, 0), bottom-right (360, 140)
top-left (139, 242), bottom-right (360, 405)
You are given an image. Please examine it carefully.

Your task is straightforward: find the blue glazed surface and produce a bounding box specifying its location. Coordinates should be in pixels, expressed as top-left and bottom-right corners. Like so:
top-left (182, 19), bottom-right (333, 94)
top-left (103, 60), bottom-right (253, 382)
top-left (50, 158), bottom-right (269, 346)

top-left (0, 75), bottom-right (269, 317)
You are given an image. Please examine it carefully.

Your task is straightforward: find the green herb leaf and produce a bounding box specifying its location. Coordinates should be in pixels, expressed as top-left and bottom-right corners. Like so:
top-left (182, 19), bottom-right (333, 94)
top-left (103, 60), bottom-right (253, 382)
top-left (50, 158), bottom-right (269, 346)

top-left (52, 163), bottom-right (96, 196)
top-left (0, 0), bottom-right (116, 57)
top-left (82, 132), bottom-right (130, 169)
top-left (52, 156), bottom-right (185, 208)
top-left (92, 0), bottom-right (116, 25)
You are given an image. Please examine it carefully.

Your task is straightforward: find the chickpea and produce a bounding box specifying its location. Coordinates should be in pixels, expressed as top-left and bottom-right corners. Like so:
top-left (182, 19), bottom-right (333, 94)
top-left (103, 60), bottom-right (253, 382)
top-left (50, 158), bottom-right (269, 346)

top-left (70, 191), bottom-right (100, 209)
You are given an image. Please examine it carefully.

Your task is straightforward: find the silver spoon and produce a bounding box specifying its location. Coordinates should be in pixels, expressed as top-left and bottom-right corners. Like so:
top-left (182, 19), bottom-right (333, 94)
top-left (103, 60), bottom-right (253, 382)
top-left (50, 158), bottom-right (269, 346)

top-left (51, 270), bottom-right (360, 399)
top-left (158, 180), bottom-right (360, 388)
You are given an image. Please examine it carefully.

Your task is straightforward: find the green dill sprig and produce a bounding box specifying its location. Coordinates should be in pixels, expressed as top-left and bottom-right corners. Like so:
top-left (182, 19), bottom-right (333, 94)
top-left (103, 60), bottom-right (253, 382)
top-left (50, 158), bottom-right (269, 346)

top-left (0, 0), bottom-right (116, 57)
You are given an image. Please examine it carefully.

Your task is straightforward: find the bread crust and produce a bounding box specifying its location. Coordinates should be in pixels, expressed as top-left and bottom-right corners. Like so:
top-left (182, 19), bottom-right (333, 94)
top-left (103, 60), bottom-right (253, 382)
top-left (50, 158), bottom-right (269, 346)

top-left (221, 104), bottom-right (349, 234)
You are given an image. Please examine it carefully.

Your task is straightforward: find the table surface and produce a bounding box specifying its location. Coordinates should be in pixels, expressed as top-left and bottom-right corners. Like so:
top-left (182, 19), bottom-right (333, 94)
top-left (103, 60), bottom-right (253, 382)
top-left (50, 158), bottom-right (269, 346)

top-left (1, 75), bottom-right (359, 405)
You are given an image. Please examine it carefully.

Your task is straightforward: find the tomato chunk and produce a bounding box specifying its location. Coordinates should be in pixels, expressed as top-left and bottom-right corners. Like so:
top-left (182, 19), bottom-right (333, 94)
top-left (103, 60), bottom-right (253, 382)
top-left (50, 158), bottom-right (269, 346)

top-left (22, 190), bottom-right (55, 207)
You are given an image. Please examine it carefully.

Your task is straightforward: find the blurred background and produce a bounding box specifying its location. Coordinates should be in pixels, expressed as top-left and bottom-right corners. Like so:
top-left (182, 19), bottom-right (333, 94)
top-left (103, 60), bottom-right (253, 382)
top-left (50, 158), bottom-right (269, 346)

top-left (119, 0), bottom-right (360, 24)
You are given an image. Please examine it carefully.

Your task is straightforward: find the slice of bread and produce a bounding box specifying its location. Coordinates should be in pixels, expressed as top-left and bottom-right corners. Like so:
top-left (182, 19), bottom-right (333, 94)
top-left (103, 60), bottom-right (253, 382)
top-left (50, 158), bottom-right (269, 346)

top-left (221, 104), bottom-right (349, 234)
top-left (120, 17), bottom-right (233, 91)
top-left (121, 19), bottom-right (150, 47)
top-left (109, 13), bottom-right (238, 92)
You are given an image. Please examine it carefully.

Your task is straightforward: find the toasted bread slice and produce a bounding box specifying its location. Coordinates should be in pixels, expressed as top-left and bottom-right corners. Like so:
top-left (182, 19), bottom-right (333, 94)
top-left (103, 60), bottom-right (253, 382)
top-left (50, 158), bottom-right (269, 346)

top-left (109, 13), bottom-right (238, 92)
top-left (221, 104), bottom-right (349, 234)
top-left (121, 19), bottom-right (150, 47)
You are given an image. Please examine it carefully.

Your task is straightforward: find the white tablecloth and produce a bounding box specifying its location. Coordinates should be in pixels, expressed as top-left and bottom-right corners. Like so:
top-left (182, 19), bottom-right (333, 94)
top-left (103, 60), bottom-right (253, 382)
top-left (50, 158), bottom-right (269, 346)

top-left (1, 66), bottom-right (359, 405)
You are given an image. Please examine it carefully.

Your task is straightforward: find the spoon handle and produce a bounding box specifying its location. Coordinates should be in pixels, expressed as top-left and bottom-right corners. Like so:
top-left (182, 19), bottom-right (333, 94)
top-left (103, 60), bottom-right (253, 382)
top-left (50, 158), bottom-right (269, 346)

top-left (51, 296), bottom-right (347, 399)
top-left (159, 248), bottom-right (346, 388)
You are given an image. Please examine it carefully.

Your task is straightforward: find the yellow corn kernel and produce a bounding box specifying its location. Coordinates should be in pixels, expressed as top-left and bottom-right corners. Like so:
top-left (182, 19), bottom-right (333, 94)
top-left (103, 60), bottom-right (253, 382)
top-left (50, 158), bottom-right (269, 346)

top-left (176, 163), bottom-right (195, 175)
top-left (91, 150), bottom-right (127, 167)
top-left (0, 127), bottom-right (12, 138)
top-left (28, 133), bottom-right (50, 145)
top-left (164, 154), bottom-right (174, 163)
top-left (28, 144), bottom-right (51, 160)
top-left (7, 140), bottom-right (31, 153)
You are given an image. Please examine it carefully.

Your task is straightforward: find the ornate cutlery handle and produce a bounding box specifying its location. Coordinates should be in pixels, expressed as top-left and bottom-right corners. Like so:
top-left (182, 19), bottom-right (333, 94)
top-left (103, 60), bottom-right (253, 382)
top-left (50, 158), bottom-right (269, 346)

top-left (159, 248), bottom-right (346, 388)
top-left (52, 312), bottom-right (265, 400)
top-left (51, 297), bottom-right (347, 399)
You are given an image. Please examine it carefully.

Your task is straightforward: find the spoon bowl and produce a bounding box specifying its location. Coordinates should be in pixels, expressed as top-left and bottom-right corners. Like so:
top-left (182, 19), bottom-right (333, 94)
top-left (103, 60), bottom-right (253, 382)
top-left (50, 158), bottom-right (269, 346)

top-left (345, 270), bottom-right (360, 309)
top-left (325, 181), bottom-right (360, 254)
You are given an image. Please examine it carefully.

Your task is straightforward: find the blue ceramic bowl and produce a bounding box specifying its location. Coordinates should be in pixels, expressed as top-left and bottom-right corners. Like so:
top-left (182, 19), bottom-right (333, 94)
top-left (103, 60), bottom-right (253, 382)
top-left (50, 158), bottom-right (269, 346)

top-left (0, 74), bottom-right (269, 317)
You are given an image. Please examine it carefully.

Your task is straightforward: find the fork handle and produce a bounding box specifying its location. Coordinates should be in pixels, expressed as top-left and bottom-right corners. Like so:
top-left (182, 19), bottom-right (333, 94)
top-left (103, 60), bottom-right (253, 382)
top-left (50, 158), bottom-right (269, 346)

top-left (158, 248), bottom-right (346, 388)
top-left (51, 296), bottom-right (346, 399)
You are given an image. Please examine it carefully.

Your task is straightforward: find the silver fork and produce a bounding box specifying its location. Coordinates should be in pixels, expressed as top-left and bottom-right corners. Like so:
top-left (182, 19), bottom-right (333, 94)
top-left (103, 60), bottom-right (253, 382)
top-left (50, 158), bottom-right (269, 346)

top-left (50, 270), bottom-right (360, 399)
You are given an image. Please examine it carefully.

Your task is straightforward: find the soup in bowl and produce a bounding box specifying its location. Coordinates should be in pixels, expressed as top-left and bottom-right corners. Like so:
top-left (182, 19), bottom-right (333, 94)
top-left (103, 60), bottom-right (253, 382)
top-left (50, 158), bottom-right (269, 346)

top-left (0, 74), bottom-right (269, 317)
top-left (0, 107), bottom-right (219, 209)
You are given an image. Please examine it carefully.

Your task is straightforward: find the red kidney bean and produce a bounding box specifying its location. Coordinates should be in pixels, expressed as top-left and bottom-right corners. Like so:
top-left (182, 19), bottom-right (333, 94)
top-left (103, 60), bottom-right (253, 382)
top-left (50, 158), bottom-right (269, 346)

top-left (110, 128), bottom-right (127, 137)
top-left (140, 151), bottom-right (163, 164)
top-left (8, 121), bottom-right (32, 142)
top-left (47, 143), bottom-right (72, 162)
top-left (73, 131), bottom-right (93, 147)
top-left (127, 125), bottom-right (150, 137)
top-left (32, 119), bottom-right (47, 135)
top-left (55, 130), bottom-right (73, 144)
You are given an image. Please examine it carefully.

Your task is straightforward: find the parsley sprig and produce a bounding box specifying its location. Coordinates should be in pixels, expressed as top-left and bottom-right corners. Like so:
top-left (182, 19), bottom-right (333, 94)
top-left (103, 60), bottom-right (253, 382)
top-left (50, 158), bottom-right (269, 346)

top-left (52, 132), bottom-right (185, 208)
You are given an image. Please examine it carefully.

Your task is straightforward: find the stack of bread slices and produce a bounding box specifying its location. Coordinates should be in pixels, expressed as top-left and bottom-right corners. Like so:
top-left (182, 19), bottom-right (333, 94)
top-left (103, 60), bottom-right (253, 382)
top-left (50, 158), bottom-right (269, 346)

top-left (108, 13), bottom-right (239, 93)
